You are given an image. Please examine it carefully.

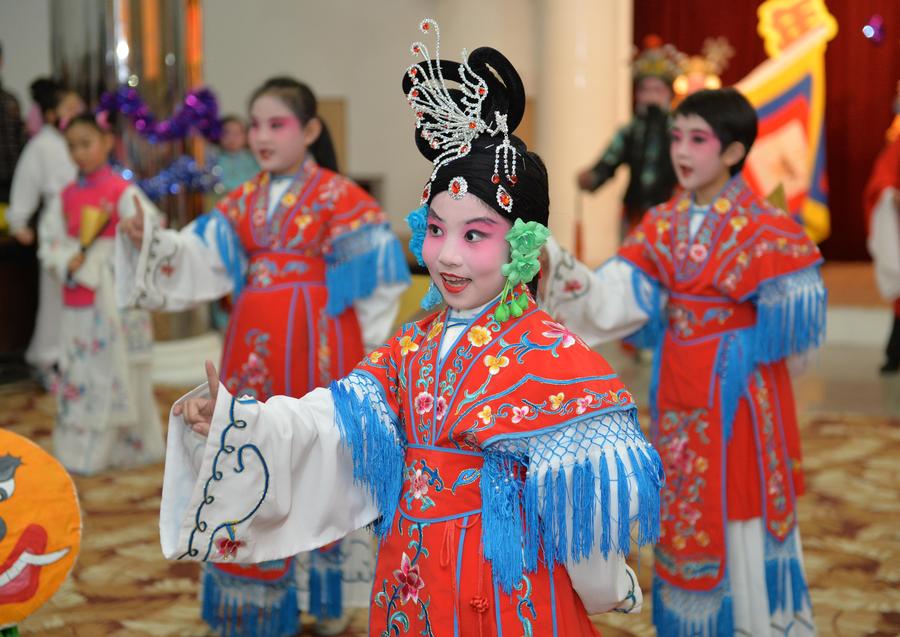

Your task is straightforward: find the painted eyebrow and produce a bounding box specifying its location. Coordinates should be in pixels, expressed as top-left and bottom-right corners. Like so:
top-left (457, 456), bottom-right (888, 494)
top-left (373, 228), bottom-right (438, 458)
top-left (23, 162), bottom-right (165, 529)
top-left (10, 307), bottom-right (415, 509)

top-left (464, 217), bottom-right (499, 226)
top-left (426, 209), bottom-right (498, 226)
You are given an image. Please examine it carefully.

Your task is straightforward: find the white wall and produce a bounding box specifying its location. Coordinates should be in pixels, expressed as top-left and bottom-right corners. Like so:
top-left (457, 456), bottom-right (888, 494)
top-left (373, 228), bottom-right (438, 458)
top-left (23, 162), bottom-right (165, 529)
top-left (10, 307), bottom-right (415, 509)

top-left (0, 0), bottom-right (51, 111)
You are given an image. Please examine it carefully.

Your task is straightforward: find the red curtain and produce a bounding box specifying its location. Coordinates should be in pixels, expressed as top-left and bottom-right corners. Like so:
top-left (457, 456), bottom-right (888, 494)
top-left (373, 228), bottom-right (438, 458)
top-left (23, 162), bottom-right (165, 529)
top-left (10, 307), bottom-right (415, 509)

top-left (634, 0), bottom-right (900, 261)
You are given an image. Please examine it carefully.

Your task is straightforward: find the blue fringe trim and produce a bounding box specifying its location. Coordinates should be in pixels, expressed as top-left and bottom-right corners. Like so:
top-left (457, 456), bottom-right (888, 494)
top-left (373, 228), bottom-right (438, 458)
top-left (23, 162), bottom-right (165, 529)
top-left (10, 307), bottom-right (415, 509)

top-left (201, 565), bottom-right (299, 637)
top-left (488, 417), bottom-right (664, 593)
top-left (716, 328), bottom-right (757, 441)
top-left (309, 567), bottom-right (321, 620)
top-left (754, 266), bottom-right (827, 365)
top-left (765, 528), bottom-right (812, 615)
top-left (624, 264), bottom-right (666, 350)
top-left (716, 266), bottom-right (826, 440)
top-left (421, 280), bottom-right (443, 310)
top-left (326, 568), bottom-right (343, 619)
top-left (480, 452), bottom-right (527, 594)
top-left (652, 574), bottom-right (733, 637)
top-left (194, 211), bottom-right (246, 299)
top-left (325, 223), bottom-right (411, 317)
top-left (330, 375), bottom-right (404, 538)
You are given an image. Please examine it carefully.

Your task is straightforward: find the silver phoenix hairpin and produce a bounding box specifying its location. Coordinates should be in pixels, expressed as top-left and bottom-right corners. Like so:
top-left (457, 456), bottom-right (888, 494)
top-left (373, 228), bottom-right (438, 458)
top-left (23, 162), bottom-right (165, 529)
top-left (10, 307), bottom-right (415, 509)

top-left (406, 18), bottom-right (518, 213)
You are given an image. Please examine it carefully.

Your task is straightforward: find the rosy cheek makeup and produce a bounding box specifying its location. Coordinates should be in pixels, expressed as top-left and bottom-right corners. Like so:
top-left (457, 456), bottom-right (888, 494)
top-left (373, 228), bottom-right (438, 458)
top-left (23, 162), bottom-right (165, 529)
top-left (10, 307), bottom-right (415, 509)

top-left (465, 234), bottom-right (507, 273)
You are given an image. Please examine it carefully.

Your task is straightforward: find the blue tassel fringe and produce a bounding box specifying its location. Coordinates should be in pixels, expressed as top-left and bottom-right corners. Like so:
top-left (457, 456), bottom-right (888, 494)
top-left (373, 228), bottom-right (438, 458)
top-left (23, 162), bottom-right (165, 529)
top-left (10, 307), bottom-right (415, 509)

top-left (325, 224), bottom-right (411, 317)
top-left (330, 377), bottom-right (404, 538)
top-left (201, 564), bottom-right (299, 637)
top-left (652, 575), bottom-right (733, 637)
top-left (194, 211), bottom-right (246, 299)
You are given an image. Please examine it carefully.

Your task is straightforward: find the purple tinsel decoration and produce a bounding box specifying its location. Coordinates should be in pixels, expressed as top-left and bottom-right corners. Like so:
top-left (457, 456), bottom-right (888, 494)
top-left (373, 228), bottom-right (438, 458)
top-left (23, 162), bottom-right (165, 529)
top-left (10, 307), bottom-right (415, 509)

top-left (122, 156), bottom-right (220, 201)
top-left (97, 86), bottom-right (222, 143)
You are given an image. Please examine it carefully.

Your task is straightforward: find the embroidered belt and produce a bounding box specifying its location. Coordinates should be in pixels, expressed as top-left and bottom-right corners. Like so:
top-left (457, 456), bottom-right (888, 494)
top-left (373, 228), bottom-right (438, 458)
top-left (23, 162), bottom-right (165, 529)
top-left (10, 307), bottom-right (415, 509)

top-left (245, 252), bottom-right (325, 288)
top-left (666, 295), bottom-right (755, 340)
top-left (397, 445), bottom-right (484, 521)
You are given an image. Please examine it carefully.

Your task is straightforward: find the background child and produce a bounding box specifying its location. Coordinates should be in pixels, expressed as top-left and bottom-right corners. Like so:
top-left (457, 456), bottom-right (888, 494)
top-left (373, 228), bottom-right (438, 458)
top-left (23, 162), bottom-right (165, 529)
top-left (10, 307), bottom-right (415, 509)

top-left (7, 78), bottom-right (84, 379)
top-left (211, 114), bottom-right (258, 194)
top-left (542, 88), bottom-right (823, 636)
top-left (38, 112), bottom-right (164, 475)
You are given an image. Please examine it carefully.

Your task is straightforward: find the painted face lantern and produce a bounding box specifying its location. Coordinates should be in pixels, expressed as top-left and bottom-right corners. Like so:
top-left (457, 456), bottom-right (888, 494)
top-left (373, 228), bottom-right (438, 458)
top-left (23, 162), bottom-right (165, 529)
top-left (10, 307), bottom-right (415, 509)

top-left (0, 430), bottom-right (81, 628)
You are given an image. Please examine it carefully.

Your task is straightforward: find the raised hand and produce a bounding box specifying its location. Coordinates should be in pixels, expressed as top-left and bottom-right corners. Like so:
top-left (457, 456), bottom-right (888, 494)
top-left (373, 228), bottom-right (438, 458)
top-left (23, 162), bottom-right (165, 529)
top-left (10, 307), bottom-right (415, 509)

top-left (173, 360), bottom-right (220, 436)
top-left (121, 194), bottom-right (146, 247)
top-left (12, 227), bottom-right (35, 245)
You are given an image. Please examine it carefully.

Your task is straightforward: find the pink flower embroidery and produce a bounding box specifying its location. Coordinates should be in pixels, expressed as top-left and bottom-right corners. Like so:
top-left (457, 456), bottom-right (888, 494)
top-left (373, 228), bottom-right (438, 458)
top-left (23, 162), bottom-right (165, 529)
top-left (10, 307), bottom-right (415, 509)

top-left (511, 405), bottom-right (530, 424)
top-left (434, 396), bottom-right (448, 421)
top-left (415, 391), bottom-right (434, 415)
top-left (754, 242), bottom-right (769, 257)
top-left (674, 241), bottom-right (689, 260)
top-left (665, 434), bottom-right (692, 475)
top-left (216, 537), bottom-right (245, 559)
top-left (410, 469), bottom-right (429, 500)
top-left (677, 501), bottom-right (701, 527)
top-left (393, 552), bottom-right (426, 605)
top-left (689, 243), bottom-right (708, 263)
top-left (541, 320), bottom-right (583, 349)
top-left (575, 395), bottom-right (594, 415)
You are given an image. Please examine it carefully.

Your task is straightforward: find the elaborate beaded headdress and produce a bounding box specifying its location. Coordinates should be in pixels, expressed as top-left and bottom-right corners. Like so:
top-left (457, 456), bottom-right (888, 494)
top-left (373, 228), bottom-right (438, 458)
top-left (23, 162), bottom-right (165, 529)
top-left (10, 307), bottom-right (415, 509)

top-left (632, 35), bottom-right (684, 85)
top-left (403, 18), bottom-right (522, 214)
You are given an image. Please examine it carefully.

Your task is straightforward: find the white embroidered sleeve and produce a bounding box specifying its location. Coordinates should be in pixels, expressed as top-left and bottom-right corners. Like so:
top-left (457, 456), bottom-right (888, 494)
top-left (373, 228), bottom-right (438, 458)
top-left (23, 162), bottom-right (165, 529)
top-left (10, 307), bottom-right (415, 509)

top-left (159, 384), bottom-right (379, 565)
top-left (115, 205), bottom-right (238, 311)
top-left (36, 195), bottom-right (78, 281)
top-left (540, 236), bottom-right (659, 348)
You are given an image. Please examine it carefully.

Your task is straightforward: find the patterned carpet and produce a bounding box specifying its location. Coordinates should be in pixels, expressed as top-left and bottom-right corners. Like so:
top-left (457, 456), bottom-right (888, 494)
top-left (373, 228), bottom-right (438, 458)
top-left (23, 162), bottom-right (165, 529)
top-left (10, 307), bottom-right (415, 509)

top-left (3, 380), bottom-right (899, 637)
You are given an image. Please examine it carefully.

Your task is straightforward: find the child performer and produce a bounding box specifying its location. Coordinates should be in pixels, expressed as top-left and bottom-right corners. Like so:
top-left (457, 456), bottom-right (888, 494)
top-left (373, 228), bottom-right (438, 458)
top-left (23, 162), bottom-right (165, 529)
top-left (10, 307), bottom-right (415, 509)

top-left (8, 79), bottom-right (85, 377)
top-left (863, 93), bottom-right (900, 374)
top-left (117, 77), bottom-right (411, 636)
top-left (156, 20), bottom-right (664, 637)
top-left (37, 113), bottom-right (165, 474)
top-left (541, 88), bottom-right (823, 636)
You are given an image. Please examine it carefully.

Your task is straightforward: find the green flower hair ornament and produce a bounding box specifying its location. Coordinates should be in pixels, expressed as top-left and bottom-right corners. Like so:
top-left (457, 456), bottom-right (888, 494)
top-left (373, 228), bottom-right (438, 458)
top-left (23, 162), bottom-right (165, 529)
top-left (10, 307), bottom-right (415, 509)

top-left (494, 219), bottom-right (551, 323)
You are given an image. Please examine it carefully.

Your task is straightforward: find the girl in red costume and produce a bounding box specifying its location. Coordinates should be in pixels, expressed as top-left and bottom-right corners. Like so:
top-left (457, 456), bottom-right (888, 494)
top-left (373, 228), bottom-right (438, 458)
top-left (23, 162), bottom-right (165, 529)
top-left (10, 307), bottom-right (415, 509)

top-left (157, 20), bottom-right (663, 637)
top-left (118, 77), bottom-right (410, 636)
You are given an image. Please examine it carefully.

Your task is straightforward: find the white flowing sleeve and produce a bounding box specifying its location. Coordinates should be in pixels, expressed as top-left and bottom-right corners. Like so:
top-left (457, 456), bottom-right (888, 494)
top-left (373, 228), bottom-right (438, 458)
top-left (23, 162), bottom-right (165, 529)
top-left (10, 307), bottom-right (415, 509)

top-left (352, 283), bottom-right (406, 352)
top-left (7, 141), bottom-right (43, 232)
top-left (160, 383), bottom-right (380, 564)
top-left (867, 187), bottom-right (900, 301)
top-left (115, 201), bottom-right (241, 311)
top-left (35, 194), bottom-right (78, 281)
top-left (540, 236), bottom-right (662, 348)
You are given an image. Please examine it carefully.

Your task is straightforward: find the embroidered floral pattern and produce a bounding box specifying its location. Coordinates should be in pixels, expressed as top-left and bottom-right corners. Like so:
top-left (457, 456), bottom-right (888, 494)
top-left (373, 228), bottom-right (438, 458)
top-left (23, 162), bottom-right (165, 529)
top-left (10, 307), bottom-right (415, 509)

top-left (226, 330), bottom-right (272, 398)
top-left (400, 335), bottom-right (420, 356)
top-left (483, 354), bottom-right (509, 375)
top-left (415, 391), bottom-right (434, 415)
top-left (467, 325), bottom-right (492, 347)
top-left (541, 320), bottom-right (585, 349)
top-left (657, 408), bottom-right (711, 558)
top-left (215, 537), bottom-right (245, 560)
top-left (394, 552), bottom-right (426, 605)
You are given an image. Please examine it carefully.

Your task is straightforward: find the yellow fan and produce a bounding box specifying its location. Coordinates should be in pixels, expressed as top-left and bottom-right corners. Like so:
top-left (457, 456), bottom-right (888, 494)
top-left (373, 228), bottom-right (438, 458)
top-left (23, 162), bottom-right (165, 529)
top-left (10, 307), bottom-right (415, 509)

top-left (78, 204), bottom-right (111, 252)
top-left (766, 183), bottom-right (788, 212)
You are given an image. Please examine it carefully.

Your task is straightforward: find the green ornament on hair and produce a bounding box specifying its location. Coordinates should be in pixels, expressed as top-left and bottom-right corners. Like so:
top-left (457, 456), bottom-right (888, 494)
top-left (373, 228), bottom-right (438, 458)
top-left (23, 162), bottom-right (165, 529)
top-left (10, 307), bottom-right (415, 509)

top-left (494, 219), bottom-right (551, 323)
